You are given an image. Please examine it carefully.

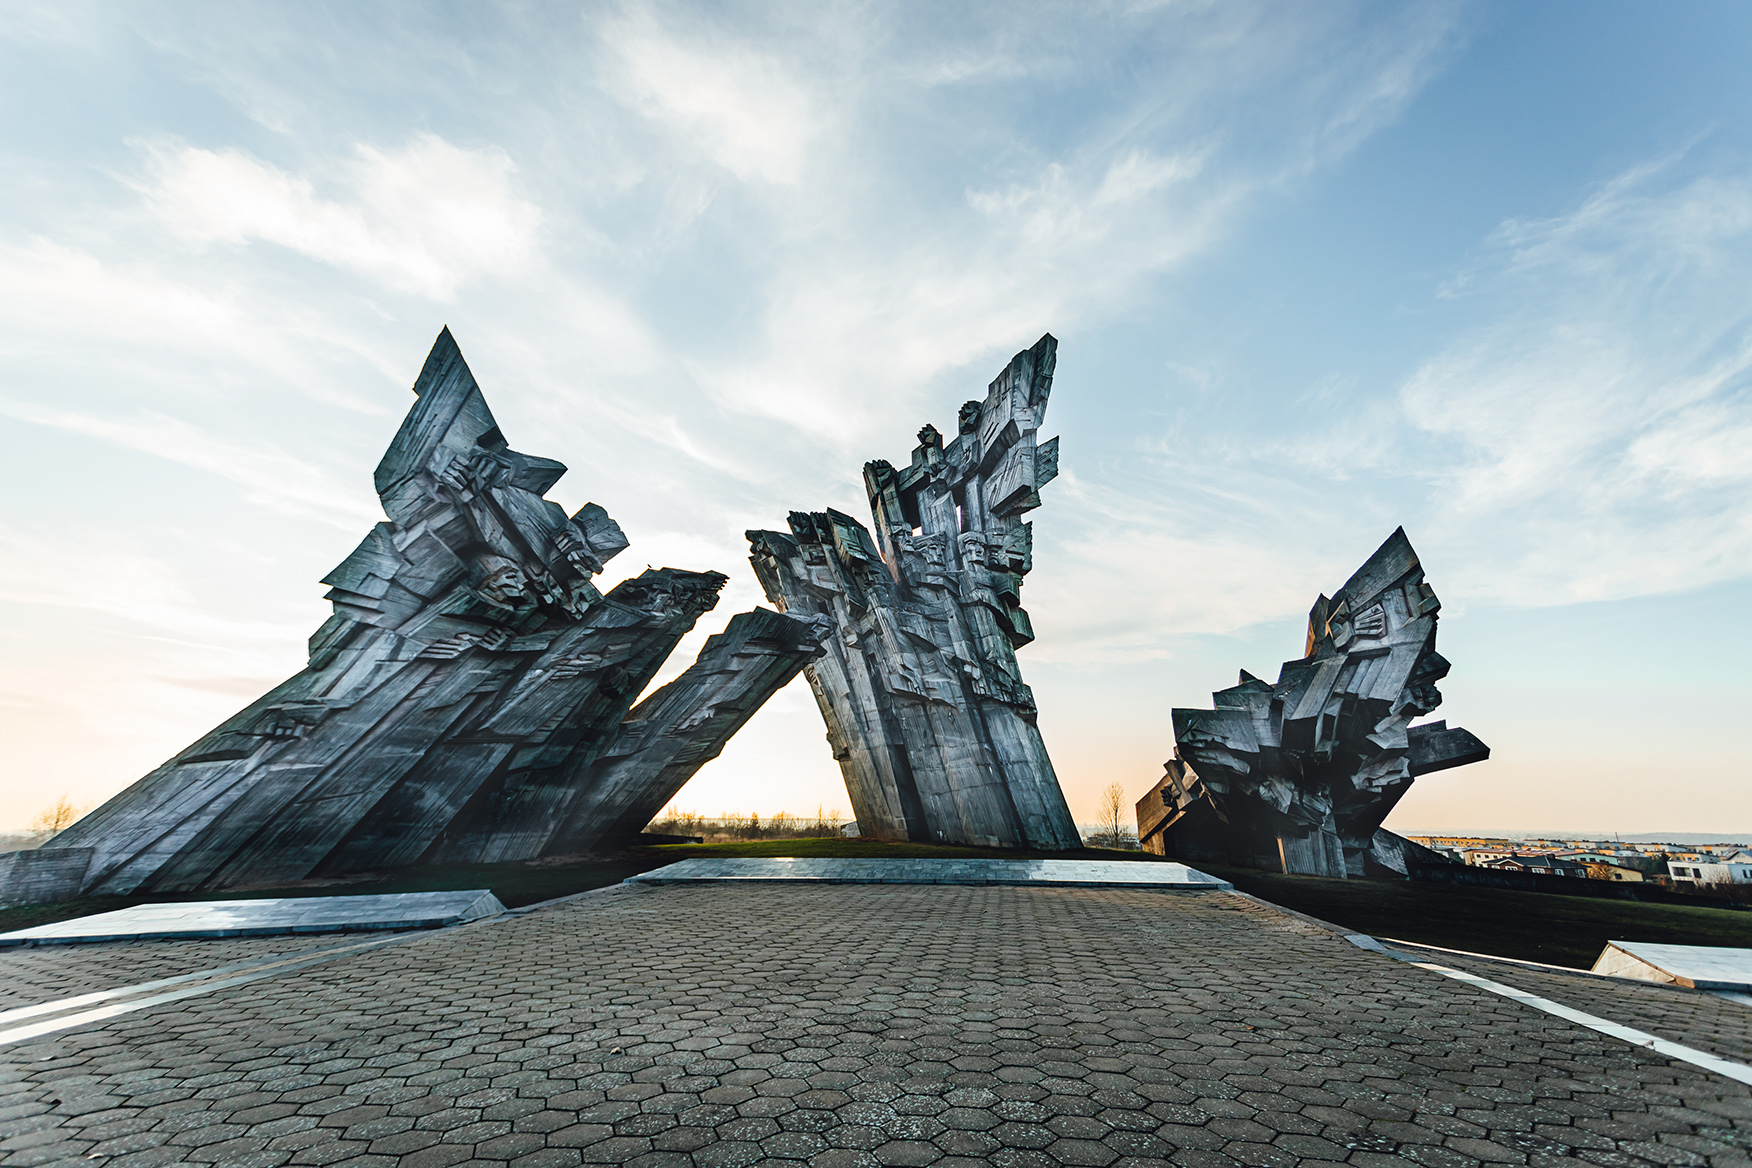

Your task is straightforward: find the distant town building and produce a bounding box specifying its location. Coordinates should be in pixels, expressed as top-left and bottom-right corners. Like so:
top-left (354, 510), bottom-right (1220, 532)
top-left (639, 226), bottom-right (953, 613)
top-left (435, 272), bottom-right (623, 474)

top-left (1481, 854), bottom-right (1587, 878)
top-left (1668, 854), bottom-right (1752, 885)
top-left (1401, 835), bottom-right (1752, 885)
top-left (1562, 851), bottom-right (1627, 865)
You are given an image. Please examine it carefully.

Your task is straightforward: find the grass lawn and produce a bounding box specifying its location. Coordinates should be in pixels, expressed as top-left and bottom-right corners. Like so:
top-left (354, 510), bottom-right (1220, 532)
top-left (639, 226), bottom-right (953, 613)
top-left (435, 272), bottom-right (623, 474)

top-left (4, 838), bottom-right (1748, 970)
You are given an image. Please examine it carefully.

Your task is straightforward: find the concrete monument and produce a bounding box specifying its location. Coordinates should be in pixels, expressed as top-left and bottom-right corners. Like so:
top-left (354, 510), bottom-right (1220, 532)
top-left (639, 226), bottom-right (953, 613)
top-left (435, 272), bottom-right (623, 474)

top-left (747, 334), bottom-right (1080, 851)
top-left (7, 329), bottom-right (825, 906)
top-left (1137, 528), bottom-right (1488, 876)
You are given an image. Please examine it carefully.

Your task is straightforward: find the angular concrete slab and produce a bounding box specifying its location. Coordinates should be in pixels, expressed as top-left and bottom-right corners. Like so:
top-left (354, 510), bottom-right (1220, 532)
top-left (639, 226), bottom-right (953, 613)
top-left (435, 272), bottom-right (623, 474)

top-left (27, 330), bottom-right (824, 906)
top-left (1593, 939), bottom-right (1752, 991)
top-left (0, 889), bottom-right (505, 947)
top-left (626, 857), bottom-right (1232, 888)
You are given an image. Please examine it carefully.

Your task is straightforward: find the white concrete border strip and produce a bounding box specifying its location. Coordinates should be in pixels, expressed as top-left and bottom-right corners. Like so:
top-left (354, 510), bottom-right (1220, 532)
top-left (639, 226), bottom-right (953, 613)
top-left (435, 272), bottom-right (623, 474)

top-left (1381, 935), bottom-right (1752, 1007)
top-left (1345, 933), bottom-right (1752, 1087)
top-left (0, 933), bottom-right (415, 1048)
top-left (0, 943), bottom-right (366, 1027)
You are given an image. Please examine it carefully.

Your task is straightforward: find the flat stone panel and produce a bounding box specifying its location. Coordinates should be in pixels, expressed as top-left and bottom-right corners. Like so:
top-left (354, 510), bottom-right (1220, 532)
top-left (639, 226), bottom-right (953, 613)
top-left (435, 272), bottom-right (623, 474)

top-left (626, 857), bottom-right (1233, 888)
top-left (0, 889), bottom-right (505, 946)
top-left (1594, 940), bottom-right (1752, 991)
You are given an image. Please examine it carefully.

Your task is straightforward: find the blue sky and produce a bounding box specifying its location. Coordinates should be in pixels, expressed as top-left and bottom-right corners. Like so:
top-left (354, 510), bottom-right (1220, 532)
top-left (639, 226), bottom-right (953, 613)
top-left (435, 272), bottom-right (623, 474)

top-left (2, 1), bottom-right (1749, 835)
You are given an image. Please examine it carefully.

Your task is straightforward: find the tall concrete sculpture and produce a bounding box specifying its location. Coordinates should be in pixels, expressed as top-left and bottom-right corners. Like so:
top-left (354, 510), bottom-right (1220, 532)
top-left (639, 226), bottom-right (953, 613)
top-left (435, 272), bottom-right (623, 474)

top-left (1136, 528), bottom-right (1488, 877)
top-left (747, 334), bottom-right (1080, 851)
top-left (13, 329), bottom-right (826, 905)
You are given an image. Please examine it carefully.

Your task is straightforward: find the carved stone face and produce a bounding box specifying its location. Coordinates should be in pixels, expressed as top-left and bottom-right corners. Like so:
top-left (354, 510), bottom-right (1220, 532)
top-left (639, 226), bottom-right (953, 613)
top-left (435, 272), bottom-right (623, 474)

top-left (856, 562), bottom-right (892, 596)
top-left (474, 555), bottom-right (529, 606)
top-left (959, 534), bottom-right (988, 568)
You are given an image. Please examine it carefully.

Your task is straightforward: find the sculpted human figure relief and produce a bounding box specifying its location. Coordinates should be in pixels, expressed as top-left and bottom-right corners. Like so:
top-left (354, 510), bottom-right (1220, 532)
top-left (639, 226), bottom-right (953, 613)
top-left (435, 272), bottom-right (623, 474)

top-left (747, 334), bottom-right (1080, 851)
top-left (5, 329), bottom-right (826, 906)
top-left (1136, 527), bottom-right (1490, 877)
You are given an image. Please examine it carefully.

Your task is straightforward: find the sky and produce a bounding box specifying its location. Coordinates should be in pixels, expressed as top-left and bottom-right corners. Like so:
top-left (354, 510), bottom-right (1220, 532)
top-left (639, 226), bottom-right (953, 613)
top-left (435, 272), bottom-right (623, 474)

top-left (1, 1), bottom-right (1749, 837)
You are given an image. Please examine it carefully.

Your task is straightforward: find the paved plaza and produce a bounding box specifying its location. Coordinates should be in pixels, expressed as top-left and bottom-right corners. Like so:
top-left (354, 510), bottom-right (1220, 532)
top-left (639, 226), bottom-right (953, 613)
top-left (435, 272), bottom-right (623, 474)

top-left (2, 882), bottom-right (1750, 1168)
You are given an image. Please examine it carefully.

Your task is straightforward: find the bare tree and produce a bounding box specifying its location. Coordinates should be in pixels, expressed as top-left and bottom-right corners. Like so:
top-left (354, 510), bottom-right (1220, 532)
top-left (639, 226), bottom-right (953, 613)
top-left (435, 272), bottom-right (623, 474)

top-left (32, 795), bottom-right (87, 837)
top-left (1097, 783), bottom-right (1127, 848)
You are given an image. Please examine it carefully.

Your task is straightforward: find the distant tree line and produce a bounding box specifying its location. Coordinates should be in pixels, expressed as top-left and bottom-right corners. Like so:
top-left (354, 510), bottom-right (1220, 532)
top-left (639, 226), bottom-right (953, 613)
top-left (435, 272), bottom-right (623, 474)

top-left (648, 806), bottom-right (849, 842)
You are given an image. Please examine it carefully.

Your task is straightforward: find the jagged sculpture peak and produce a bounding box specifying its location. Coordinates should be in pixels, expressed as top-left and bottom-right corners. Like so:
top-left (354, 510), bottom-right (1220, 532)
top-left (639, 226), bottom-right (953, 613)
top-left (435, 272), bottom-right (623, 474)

top-left (1138, 527), bottom-right (1489, 876)
top-left (748, 333), bottom-right (1079, 851)
top-left (9, 329), bottom-right (826, 905)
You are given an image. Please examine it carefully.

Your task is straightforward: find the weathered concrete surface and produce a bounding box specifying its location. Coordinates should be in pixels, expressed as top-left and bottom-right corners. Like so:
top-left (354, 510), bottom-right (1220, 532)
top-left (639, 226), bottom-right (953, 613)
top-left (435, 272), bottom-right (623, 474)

top-left (748, 335), bottom-right (1079, 852)
top-left (0, 850), bottom-right (92, 910)
top-left (1140, 528), bottom-right (1490, 878)
top-left (2, 883), bottom-right (1748, 1167)
top-left (13, 330), bottom-right (824, 903)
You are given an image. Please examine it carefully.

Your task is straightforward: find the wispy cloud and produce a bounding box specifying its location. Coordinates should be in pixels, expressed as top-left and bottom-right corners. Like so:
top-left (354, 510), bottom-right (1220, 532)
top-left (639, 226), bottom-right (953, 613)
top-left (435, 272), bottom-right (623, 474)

top-left (134, 135), bottom-right (543, 298)
top-left (1401, 161), bottom-right (1752, 604)
top-left (1118, 152), bottom-right (1752, 626)
top-left (600, 8), bottom-right (822, 186)
top-left (0, 524), bottom-right (318, 647)
top-left (0, 403), bottom-right (380, 529)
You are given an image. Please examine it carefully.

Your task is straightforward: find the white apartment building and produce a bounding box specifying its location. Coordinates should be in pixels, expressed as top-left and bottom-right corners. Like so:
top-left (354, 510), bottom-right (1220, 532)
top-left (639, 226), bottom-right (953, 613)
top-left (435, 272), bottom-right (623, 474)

top-left (1667, 852), bottom-right (1752, 885)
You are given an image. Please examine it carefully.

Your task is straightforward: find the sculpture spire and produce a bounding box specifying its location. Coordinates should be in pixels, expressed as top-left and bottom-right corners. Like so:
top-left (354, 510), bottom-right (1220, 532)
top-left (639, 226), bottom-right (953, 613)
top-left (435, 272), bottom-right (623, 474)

top-left (9, 329), bottom-right (826, 905)
top-left (747, 334), bottom-right (1079, 851)
top-left (1139, 528), bottom-right (1489, 876)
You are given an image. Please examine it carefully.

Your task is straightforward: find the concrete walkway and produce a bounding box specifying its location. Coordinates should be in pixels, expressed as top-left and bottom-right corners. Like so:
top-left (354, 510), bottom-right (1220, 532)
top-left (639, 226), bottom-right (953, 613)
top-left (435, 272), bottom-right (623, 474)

top-left (1, 882), bottom-right (1747, 1167)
